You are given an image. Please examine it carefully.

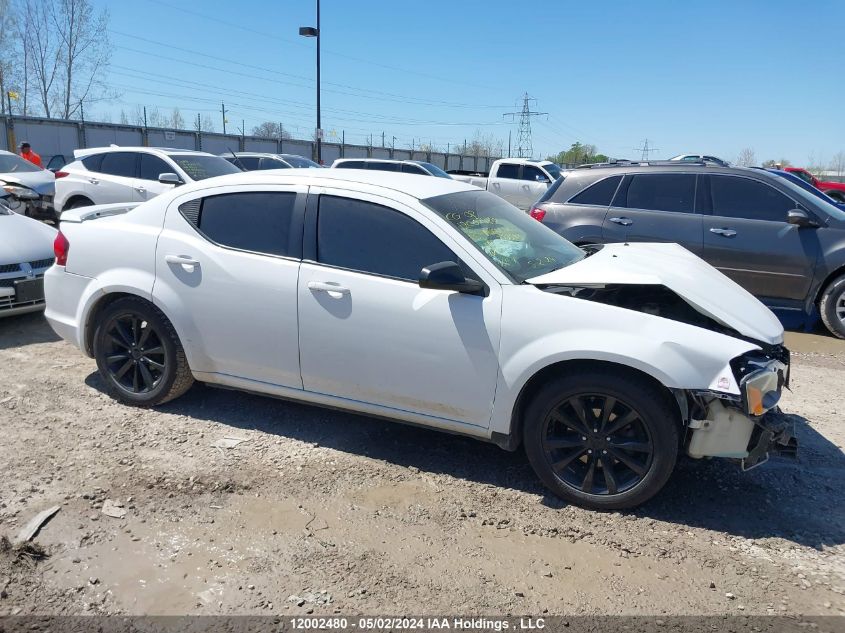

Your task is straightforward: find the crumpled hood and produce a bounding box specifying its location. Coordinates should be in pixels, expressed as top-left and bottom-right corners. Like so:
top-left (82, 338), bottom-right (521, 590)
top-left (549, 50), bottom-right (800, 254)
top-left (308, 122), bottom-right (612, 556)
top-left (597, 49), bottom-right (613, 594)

top-left (0, 169), bottom-right (55, 196)
top-left (526, 242), bottom-right (784, 345)
top-left (0, 211), bottom-right (57, 264)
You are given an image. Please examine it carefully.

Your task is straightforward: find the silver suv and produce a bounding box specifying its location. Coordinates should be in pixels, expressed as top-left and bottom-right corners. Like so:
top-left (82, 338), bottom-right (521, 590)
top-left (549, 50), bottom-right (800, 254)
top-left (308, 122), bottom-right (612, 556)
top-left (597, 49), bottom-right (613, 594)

top-left (531, 161), bottom-right (845, 338)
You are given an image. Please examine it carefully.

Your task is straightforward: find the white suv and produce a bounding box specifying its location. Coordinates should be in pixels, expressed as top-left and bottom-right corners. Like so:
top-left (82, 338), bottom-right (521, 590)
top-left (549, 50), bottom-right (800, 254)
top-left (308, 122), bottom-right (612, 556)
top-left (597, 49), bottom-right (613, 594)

top-left (44, 170), bottom-right (795, 509)
top-left (54, 147), bottom-right (241, 213)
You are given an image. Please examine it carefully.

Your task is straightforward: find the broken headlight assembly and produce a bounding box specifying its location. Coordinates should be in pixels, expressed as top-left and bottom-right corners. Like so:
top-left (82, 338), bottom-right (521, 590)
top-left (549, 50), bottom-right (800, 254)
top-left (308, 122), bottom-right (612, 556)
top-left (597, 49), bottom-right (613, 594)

top-left (731, 347), bottom-right (789, 417)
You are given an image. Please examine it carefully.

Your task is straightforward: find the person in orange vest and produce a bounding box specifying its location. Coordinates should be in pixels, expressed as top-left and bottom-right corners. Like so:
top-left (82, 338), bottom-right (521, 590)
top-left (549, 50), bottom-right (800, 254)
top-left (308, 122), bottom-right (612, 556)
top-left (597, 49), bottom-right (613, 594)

top-left (19, 142), bottom-right (43, 168)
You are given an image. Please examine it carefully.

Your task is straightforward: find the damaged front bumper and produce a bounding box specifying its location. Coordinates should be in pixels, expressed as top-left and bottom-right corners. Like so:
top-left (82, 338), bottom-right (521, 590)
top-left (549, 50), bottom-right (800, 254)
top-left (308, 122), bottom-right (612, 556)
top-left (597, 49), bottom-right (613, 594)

top-left (686, 400), bottom-right (798, 468)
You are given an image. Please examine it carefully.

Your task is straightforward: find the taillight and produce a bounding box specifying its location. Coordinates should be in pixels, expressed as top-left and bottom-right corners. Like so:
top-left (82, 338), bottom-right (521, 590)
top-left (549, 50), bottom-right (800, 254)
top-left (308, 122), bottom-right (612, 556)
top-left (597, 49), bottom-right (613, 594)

top-left (54, 170), bottom-right (69, 178)
top-left (529, 207), bottom-right (546, 222)
top-left (54, 231), bottom-right (69, 265)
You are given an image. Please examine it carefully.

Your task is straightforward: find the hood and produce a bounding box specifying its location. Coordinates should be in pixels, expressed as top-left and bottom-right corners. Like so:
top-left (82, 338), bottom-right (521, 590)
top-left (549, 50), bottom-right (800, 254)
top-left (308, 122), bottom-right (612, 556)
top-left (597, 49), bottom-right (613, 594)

top-left (0, 169), bottom-right (55, 196)
top-left (526, 242), bottom-right (783, 345)
top-left (0, 210), bottom-right (57, 265)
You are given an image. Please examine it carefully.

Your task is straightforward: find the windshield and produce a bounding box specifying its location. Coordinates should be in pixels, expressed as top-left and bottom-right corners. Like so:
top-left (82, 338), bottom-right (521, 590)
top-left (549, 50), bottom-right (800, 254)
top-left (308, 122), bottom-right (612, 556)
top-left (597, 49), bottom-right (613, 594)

top-left (543, 163), bottom-right (563, 181)
top-left (0, 154), bottom-right (43, 174)
top-left (423, 190), bottom-right (585, 283)
top-left (170, 154), bottom-right (242, 181)
top-left (417, 162), bottom-right (452, 179)
top-left (283, 155), bottom-right (322, 168)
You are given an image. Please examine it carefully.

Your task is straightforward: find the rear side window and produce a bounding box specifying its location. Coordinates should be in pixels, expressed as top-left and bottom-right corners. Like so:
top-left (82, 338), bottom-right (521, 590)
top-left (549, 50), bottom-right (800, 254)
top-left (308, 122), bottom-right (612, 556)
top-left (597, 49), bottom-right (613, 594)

top-left (259, 157), bottom-right (289, 170)
top-left (337, 161), bottom-right (365, 169)
top-left (367, 162), bottom-right (400, 172)
top-left (496, 163), bottom-right (519, 179)
top-left (193, 192), bottom-right (298, 257)
top-left (568, 175), bottom-right (621, 206)
top-left (317, 195), bottom-right (456, 281)
top-left (236, 157), bottom-right (260, 170)
top-left (99, 152), bottom-right (137, 178)
top-left (81, 154), bottom-right (104, 172)
top-left (710, 175), bottom-right (794, 222)
top-left (139, 154), bottom-right (172, 181)
top-left (623, 174), bottom-right (696, 213)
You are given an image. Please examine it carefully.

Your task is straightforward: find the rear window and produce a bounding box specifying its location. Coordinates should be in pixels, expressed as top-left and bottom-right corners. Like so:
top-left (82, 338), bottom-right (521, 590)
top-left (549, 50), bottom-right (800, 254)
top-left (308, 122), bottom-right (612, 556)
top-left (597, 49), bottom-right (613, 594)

top-left (170, 154), bottom-right (241, 181)
top-left (336, 160), bottom-right (366, 169)
top-left (416, 162), bottom-right (452, 179)
top-left (568, 175), bottom-right (621, 206)
top-left (368, 162), bottom-right (400, 172)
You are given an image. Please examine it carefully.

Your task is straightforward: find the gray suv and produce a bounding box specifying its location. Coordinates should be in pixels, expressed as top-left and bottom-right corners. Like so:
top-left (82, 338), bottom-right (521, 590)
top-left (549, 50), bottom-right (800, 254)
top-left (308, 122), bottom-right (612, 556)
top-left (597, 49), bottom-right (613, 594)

top-left (531, 162), bottom-right (845, 338)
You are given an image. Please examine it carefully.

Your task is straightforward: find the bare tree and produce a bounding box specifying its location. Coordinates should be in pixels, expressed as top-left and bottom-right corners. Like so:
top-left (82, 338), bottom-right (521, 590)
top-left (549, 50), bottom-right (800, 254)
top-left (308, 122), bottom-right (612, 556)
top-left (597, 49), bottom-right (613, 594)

top-left (52, 0), bottom-right (111, 119)
top-left (21, 0), bottom-right (60, 117)
top-left (807, 151), bottom-right (827, 177)
top-left (252, 121), bottom-right (291, 139)
top-left (200, 114), bottom-right (214, 132)
top-left (0, 0), bottom-right (17, 115)
top-left (830, 151), bottom-right (845, 178)
top-left (736, 147), bottom-right (756, 167)
top-left (170, 107), bottom-right (184, 130)
top-left (118, 108), bottom-right (128, 125)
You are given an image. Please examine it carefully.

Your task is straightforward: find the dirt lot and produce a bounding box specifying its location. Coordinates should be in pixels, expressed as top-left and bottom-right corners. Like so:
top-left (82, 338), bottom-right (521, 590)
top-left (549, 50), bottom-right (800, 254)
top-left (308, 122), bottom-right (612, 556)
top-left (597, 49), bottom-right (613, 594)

top-left (0, 313), bottom-right (843, 616)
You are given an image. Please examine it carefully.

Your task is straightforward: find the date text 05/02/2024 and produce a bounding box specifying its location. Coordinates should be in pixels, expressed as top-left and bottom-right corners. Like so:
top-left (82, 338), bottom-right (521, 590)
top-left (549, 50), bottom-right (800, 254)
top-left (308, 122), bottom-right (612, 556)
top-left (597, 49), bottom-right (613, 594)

top-left (289, 617), bottom-right (546, 631)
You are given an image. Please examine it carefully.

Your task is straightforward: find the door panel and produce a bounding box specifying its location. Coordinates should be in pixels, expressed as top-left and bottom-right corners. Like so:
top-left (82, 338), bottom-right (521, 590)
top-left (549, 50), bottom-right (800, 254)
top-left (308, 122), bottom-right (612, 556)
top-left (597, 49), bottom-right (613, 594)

top-left (297, 190), bottom-right (501, 427)
top-left (137, 154), bottom-right (177, 201)
top-left (87, 152), bottom-right (141, 204)
top-left (700, 174), bottom-right (820, 302)
top-left (154, 186), bottom-right (306, 387)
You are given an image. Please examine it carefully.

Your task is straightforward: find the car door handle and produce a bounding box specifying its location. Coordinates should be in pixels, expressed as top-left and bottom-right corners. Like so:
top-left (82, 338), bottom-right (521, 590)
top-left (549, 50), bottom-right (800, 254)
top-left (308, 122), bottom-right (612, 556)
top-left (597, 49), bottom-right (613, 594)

top-left (609, 216), bottom-right (633, 226)
top-left (88, 178), bottom-right (99, 185)
top-left (134, 186), bottom-right (146, 193)
top-left (709, 227), bottom-right (737, 237)
top-left (307, 281), bottom-right (349, 295)
top-left (165, 254), bottom-right (200, 268)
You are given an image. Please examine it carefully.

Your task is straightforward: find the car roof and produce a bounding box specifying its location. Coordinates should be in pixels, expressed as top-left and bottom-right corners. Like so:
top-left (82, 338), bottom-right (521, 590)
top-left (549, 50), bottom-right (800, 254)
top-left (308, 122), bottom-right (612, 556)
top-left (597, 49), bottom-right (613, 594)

top-left (73, 146), bottom-right (214, 159)
top-left (182, 168), bottom-right (476, 199)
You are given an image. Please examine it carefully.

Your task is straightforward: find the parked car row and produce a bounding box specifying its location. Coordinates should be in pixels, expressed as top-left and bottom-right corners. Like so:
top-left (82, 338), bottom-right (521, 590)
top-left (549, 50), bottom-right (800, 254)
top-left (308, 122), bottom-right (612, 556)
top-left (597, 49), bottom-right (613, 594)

top-left (529, 161), bottom-right (845, 339)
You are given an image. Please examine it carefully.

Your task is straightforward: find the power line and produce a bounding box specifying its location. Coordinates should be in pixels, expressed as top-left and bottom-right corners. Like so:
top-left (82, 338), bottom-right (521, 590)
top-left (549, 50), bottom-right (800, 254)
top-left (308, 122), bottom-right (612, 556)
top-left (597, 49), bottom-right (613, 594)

top-left (503, 93), bottom-right (546, 159)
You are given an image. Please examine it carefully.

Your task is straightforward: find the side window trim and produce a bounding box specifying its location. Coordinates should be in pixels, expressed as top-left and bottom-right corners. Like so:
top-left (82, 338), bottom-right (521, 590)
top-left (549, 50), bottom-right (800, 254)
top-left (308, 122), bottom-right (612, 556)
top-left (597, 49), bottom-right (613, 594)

top-left (176, 190), bottom-right (307, 260)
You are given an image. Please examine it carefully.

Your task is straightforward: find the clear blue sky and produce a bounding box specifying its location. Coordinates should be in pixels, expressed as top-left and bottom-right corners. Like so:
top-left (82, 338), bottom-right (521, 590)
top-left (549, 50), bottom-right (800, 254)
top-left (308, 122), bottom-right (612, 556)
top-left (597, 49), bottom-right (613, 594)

top-left (93, 0), bottom-right (845, 164)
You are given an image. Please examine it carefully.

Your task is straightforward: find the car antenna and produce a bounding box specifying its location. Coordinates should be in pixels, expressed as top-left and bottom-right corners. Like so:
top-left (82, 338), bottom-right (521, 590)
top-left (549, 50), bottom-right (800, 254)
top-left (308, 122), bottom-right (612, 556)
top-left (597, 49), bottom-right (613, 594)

top-left (227, 147), bottom-right (248, 171)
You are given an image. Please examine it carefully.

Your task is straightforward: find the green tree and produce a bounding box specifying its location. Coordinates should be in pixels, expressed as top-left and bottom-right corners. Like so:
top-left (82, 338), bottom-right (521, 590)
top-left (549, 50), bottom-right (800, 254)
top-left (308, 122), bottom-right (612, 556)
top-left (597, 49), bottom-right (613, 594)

top-left (546, 142), bottom-right (608, 165)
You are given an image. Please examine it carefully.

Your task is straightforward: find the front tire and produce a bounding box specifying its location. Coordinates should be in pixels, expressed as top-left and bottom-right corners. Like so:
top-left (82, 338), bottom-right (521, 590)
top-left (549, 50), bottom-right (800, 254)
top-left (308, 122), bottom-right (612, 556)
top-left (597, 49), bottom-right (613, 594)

top-left (523, 369), bottom-right (679, 510)
top-left (819, 274), bottom-right (845, 339)
top-left (93, 297), bottom-right (194, 406)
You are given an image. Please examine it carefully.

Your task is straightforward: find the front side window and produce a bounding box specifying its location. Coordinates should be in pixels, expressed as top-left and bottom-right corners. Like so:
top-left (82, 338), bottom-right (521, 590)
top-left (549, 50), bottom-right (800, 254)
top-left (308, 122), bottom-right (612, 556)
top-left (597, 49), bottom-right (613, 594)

top-left (423, 190), bottom-right (584, 283)
top-left (544, 164), bottom-right (563, 181)
top-left (623, 174), bottom-right (696, 213)
top-left (496, 163), bottom-right (519, 179)
top-left (234, 157), bottom-right (260, 170)
top-left (522, 165), bottom-right (549, 182)
top-left (568, 175), bottom-right (621, 206)
top-left (417, 162), bottom-right (452, 179)
top-left (139, 154), bottom-right (172, 181)
top-left (792, 170), bottom-right (814, 184)
top-left (282, 155), bottom-right (321, 168)
top-left (317, 196), bottom-right (456, 281)
top-left (710, 175), bottom-right (794, 222)
top-left (99, 152), bottom-right (137, 178)
top-left (170, 154), bottom-right (241, 181)
top-left (193, 192), bottom-right (297, 257)
top-left (367, 162), bottom-right (400, 172)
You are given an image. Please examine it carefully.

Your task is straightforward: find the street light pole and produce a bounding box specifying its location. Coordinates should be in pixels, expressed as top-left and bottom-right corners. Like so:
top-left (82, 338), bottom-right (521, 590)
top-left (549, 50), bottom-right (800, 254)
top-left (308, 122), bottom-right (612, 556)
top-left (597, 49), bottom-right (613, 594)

top-left (299, 0), bottom-right (321, 164)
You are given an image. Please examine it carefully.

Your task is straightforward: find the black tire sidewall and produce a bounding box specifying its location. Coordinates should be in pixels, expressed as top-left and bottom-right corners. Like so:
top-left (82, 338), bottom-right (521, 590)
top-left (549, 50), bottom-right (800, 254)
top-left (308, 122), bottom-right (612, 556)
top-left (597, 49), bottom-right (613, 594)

top-left (93, 298), bottom-right (179, 406)
top-left (523, 371), bottom-right (679, 510)
top-left (820, 275), bottom-right (845, 339)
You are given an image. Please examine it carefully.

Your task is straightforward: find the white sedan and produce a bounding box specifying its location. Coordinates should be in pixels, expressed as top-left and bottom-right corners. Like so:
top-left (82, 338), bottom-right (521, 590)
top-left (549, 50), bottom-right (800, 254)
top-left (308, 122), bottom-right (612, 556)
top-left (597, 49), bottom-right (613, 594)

top-left (44, 170), bottom-right (795, 509)
top-left (0, 199), bottom-right (57, 316)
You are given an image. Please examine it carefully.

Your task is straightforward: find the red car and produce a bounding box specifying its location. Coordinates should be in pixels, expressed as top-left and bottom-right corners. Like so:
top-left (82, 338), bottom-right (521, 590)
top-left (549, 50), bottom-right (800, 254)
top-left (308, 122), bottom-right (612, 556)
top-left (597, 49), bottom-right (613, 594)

top-left (784, 167), bottom-right (845, 203)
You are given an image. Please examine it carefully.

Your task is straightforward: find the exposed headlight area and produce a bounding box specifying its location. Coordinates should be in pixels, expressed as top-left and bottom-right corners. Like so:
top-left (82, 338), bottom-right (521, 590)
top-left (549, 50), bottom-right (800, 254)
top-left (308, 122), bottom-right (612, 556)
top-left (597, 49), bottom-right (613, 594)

top-left (2, 184), bottom-right (39, 199)
top-left (731, 347), bottom-right (789, 416)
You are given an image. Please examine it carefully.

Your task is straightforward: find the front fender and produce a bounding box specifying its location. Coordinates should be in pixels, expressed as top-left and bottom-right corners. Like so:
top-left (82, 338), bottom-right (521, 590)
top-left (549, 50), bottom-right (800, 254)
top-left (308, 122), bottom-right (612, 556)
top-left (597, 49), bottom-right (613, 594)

top-left (489, 287), bottom-right (759, 436)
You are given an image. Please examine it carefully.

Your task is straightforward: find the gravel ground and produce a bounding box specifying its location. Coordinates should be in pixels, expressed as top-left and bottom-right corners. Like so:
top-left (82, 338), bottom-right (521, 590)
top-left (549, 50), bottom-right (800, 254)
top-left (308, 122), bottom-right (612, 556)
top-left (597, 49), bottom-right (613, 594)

top-left (0, 313), bottom-right (843, 616)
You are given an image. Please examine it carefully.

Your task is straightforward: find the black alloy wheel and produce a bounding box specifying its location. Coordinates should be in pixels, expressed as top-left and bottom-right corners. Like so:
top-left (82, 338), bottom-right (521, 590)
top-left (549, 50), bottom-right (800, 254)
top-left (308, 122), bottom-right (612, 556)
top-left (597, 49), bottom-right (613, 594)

top-left (102, 312), bottom-right (167, 394)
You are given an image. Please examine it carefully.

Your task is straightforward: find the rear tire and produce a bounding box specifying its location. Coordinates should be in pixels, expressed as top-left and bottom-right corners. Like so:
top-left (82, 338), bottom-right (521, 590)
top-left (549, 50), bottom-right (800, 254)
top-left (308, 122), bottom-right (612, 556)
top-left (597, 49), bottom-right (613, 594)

top-left (93, 296), bottom-right (194, 406)
top-left (819, 274), bottom-right (845, 339)
top-left (523, 369), bottom-right (679, 510)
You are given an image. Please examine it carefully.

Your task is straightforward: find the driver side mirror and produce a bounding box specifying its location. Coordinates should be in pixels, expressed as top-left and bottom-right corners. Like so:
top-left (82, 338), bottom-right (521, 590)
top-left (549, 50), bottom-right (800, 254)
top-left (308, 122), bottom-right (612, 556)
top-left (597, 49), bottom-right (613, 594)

top-left (419, 261), bottom-right (486, 296)
top-left (158, 172), bottom-right (184, 186)
top-left (787, 209), bottom-right (819, 228)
